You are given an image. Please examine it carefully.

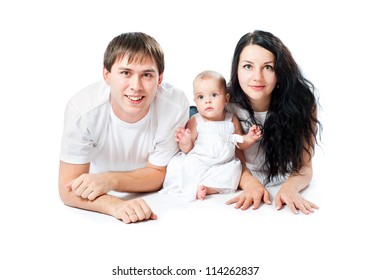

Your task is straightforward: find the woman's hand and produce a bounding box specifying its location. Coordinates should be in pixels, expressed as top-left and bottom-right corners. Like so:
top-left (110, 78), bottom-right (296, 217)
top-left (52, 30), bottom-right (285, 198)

top-left (226, 177), bottom-right (271, 210)
top-left (275, 184), bottom-right (319, 214)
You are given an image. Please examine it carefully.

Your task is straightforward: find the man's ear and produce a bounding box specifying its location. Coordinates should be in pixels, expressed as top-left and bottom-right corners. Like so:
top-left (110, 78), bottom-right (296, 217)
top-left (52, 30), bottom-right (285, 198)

top-left (103, 67), bottom-right (111, 85)
top-left (157, 73), bottom-right (163, 86)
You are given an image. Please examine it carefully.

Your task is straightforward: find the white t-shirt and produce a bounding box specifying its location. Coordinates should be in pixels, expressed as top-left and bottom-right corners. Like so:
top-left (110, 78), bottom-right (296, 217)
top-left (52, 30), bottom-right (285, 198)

top-left (60, 81), bottom-right (189, 173)
top-left (227, 103), bottom-right (286, 186)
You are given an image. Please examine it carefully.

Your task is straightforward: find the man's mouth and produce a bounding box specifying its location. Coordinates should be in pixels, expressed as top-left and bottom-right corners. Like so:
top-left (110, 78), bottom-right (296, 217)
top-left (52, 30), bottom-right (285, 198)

top-left (125, 95), bottom-right (144, 101)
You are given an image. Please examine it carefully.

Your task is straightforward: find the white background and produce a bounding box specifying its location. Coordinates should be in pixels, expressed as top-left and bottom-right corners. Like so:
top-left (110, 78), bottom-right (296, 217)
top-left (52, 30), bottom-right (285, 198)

top-left (1, 0), bottom-right (370, 279)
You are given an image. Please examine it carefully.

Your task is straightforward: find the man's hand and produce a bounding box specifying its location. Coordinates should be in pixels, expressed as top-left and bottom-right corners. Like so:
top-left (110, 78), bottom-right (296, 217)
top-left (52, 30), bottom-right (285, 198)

top-left (110, 198), bottom-right (158, 224)
top-left (66, 173), bottom-right (112, 200)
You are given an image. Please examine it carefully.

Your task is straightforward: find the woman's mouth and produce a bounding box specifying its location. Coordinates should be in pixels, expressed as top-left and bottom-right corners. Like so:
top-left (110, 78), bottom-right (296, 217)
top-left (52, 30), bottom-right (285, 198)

top-left (250, 85), bottom-right (265, 90)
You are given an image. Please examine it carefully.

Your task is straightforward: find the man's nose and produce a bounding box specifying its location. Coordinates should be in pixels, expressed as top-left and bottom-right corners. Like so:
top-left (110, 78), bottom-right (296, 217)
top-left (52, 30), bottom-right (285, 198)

top-left (130, 75), bottom-right (142, 91)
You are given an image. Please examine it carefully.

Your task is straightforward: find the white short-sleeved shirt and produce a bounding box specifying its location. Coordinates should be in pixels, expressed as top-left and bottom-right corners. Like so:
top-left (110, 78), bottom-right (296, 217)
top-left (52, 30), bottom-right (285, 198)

top-left (60, 81), bottom-right (189, 173)
top-left (227, 103), bottom-right (286, 186)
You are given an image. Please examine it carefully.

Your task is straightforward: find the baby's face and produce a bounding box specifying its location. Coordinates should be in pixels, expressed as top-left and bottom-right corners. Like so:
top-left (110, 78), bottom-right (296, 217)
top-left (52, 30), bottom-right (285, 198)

top-left (193, 78), bottom-right (229, 121)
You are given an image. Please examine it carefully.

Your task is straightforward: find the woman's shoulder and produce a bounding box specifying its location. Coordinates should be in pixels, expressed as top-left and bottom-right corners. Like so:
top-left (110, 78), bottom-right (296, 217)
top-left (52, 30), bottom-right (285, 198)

top-left (226, 103), bottom-right (247, 118)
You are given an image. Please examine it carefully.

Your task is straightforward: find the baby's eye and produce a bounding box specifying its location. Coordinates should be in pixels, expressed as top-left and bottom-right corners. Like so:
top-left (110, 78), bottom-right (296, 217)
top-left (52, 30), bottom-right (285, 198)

top-left (211, 92), bottom-right (219, 98)
top-left (197, 95), bottom-right (204, 100)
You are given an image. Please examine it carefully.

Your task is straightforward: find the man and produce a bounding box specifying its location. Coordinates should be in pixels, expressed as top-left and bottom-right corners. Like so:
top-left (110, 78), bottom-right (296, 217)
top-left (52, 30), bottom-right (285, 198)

top-left (59, 32), bottom-right (189, 223)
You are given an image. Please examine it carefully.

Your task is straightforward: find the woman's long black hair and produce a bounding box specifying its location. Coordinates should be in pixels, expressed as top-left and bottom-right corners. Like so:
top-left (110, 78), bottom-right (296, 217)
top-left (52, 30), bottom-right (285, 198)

top-left (228, 30), bottom-right (322, 184)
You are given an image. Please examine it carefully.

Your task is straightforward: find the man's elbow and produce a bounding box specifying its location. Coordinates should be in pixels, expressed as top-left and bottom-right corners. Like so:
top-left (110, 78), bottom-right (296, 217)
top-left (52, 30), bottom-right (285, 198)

top-left (58, 183), bottom-right (74, 207)
top-left (149, 168), bottom-right (166, 192)
top-left (149, 174), bottom-right (165, 192)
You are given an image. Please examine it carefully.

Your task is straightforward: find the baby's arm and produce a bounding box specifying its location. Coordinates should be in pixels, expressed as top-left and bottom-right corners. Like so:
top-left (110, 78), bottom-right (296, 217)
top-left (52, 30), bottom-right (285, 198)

top-left (232, 115), bottom-right (261, 149)
top-left (175, 116), bottom-right (197, 153)
top-left (241, 125), bottom-right (262, 149)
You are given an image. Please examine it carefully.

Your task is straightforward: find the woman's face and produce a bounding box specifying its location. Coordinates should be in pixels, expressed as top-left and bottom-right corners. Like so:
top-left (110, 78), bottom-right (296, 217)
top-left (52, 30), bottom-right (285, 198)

top-left (237, 44), bottom-right (277, 112)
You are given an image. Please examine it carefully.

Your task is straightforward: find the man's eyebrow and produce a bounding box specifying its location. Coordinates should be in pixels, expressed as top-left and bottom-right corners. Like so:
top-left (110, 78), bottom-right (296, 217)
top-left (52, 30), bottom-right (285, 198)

top-left (117, 67), bottom-right (131, 71)
top-left (117, 67), bottom-right (157, 72)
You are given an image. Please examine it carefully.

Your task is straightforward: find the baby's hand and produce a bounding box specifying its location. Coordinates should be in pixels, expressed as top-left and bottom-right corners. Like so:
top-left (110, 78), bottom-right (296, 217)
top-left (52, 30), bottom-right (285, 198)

top-left (242, 125), bottom-right (262, 148)
top-left (175, 126), bottom-right (192, 145)
top-left (249, 125), bottom-right (262, 141)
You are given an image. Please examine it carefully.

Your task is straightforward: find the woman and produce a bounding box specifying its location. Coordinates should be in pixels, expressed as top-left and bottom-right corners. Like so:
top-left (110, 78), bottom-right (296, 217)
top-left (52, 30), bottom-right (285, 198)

top-left (226, 30), bottom-right (322, 214)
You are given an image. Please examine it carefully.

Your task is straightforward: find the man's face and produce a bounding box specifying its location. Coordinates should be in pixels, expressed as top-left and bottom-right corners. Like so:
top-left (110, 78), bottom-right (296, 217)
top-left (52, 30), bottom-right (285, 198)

top-left (104, 55), bottom-right (163, 123)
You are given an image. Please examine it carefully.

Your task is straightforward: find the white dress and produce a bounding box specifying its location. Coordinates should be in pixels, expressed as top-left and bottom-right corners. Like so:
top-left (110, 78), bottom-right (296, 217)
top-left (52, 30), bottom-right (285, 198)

top-left (161, 112), bottom-right (242, 200)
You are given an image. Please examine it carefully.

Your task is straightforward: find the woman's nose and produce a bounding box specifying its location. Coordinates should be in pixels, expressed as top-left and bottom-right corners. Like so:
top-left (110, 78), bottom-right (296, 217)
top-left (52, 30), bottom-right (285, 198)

top-left (252, 69), bottom-right (262, 80)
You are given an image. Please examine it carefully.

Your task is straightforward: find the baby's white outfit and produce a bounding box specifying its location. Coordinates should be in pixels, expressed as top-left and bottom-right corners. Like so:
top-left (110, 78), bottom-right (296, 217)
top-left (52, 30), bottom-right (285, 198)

top-left (161, 112), bottom-right (241, 200)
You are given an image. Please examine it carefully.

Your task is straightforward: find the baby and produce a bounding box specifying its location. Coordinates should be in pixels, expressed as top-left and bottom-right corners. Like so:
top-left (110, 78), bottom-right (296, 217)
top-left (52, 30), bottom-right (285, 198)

top-left (163, 70), bottom-right (261, 200)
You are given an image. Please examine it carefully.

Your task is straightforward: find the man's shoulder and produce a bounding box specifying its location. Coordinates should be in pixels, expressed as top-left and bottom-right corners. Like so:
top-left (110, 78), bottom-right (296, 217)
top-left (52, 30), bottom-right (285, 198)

top-left (155, 82), bottom-right (189, 108)
top-left (69, 81), bottom-right (110, 114)
top-left (151, 83), bottom-right (189, 125)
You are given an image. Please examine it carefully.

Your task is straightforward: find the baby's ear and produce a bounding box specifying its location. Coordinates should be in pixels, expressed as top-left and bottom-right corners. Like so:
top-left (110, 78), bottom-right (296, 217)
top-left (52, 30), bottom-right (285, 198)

top-left (225, 93), bottom-right (230, 103)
